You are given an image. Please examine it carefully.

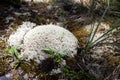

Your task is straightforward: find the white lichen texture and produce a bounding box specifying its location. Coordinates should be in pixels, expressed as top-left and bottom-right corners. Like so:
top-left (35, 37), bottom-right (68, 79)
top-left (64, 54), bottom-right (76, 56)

top-left (8, 22), bottom-right (36, 46)
top-left (8, 22), bottom-right (78, 62)
top-left (23, 24), bottom-right (78, 61)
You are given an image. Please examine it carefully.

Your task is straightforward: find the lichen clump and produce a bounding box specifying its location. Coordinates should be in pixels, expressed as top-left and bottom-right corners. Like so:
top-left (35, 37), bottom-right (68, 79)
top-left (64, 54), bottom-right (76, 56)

top-left (8, 22), bottom-right (78, 62)
top-left (8, 22), bottom-right (36, 46)
top-left (23, 24), bottom-right (78, 61)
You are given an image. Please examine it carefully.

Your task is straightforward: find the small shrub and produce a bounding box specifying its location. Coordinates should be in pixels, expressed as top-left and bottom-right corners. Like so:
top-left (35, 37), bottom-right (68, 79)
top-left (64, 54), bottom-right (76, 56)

top-left (4, 46), bottom-right (26, 69)
top-left (42, 48), bottom-right (67, 63)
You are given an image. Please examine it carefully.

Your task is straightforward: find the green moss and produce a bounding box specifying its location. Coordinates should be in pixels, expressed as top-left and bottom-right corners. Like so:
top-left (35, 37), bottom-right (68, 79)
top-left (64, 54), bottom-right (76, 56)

top-left (20, 60), bottom-right (47, 79)
top-left (0, 40), bottom-right (6, 49)
top-left (72, 28), bottom-right (89, 47)
top-left (20, 60), bottom-right (37, 74)
top-left (62, 66), bottom-right (97, 80)
top-left (0, 57), bottom-right (9, 76)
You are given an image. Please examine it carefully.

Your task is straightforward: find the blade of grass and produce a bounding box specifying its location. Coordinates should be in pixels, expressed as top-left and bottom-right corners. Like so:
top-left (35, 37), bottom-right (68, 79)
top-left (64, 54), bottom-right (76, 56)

top-left (42, 48), bottom-right (54, 54)
top-left (89, 6), bottom-right (109, 43)
top-left (91, 26), bottom-right (117, 45)
top-left (90, 18), bottom-right (120, 48)
top-left (89, 36), bottom-right (109, 49)
top-left (91, 18), bottom-right (120, 46)
top-left (85, 23), bottom-right (94, 47)
top-left (84, 0), bottom-right (110, 50)
top-left (85, 6), bottom-right (109, 49)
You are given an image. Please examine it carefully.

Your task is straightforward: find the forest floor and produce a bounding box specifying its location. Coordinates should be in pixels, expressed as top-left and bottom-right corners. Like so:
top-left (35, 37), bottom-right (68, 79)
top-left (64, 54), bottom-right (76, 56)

top-left (0, 1), bottom-right (120, 80)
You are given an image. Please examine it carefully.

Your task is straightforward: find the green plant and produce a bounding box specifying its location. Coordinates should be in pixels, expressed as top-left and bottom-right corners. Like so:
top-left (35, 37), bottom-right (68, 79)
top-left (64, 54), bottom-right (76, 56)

top-left (61, 32), bottom-right (65, 39)
top-left (5, 46), bottom-right (25, 69)
top-left (42, 48), bottom-right (67, 63)
top-left (101, 19), bottom-right (120, 47)
top-left (85, 8), bottom-right (107, 51)
top-left (84, 20), bottom-right (119, 53)
top-left (83, 0), bottom-right (120, 52)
